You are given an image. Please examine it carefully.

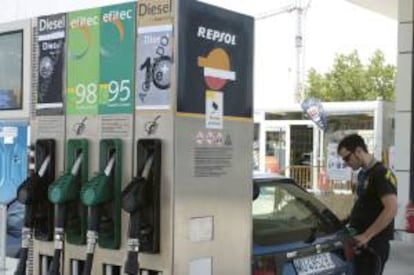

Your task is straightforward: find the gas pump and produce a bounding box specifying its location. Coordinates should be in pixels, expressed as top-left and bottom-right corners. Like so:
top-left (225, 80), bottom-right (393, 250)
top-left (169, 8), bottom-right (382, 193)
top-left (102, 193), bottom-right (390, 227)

top-left (14, 139), bottom-right (56, 275)
top-left (121, 139), bottom-right (161, 275)
top-left (47, 139), bottom-right (89, 275)
top-left (0, 1), bottom-right (253, 274)
top-left (80, 139), bottom-right (122, 275)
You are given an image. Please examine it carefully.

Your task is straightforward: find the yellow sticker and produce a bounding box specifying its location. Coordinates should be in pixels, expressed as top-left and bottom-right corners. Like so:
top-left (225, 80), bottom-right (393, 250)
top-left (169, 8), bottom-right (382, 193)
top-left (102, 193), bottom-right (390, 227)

top-left (385, 170), bottom-right (397, 186)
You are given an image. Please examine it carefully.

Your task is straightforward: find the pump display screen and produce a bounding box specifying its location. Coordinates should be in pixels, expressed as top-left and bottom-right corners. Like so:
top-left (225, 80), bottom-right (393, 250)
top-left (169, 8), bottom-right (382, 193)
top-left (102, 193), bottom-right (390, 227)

top-left (0, 31), bottom-right (23, 110)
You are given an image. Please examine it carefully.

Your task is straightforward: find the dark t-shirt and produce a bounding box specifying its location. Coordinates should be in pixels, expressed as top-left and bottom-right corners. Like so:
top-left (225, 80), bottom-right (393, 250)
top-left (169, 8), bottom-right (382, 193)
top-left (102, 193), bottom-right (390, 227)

top-left (349, 162), bottom-right (397, 243)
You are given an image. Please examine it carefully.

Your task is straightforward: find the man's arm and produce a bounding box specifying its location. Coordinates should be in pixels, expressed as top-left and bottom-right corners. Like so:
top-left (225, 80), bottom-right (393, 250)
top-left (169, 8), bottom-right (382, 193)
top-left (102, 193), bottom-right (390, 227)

top-left (354, 193), bottom-right (397, 246)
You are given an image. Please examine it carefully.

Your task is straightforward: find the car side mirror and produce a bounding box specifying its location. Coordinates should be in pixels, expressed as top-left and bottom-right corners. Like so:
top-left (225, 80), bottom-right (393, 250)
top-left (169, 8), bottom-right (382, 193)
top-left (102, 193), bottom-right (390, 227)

top-left (253, 182), bottom-right (260, 201)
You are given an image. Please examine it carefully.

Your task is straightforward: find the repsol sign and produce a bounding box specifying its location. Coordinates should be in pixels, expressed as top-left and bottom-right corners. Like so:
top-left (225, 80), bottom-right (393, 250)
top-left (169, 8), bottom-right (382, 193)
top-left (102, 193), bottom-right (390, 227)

top-left (197, 26), bottom-right (237, 45)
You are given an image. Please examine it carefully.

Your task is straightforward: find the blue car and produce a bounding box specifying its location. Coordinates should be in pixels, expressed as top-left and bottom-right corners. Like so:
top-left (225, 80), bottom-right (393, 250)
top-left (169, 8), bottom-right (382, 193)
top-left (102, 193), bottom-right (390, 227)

top-left (252, 173), bottom-right (353, 275)
top-left (6, 198), bottom-right (24, 258)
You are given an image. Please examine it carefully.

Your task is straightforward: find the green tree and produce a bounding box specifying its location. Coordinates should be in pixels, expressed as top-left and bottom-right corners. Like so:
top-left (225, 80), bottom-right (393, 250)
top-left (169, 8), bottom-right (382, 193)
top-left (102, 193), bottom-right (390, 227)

top-left (304, 50), bottom-right (396, 101)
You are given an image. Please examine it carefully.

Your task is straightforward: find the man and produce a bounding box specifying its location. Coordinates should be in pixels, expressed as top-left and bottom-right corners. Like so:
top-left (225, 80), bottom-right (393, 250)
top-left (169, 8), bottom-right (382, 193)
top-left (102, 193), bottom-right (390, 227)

top-left (337, 134), bottom-right (397, 275)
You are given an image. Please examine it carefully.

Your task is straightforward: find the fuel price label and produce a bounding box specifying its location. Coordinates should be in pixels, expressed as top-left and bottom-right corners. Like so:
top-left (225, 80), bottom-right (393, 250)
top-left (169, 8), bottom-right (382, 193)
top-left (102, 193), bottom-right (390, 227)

top-left (98, 79), bottom-right (133, 113)
top-left (66, 82), bottom-right (99, 115)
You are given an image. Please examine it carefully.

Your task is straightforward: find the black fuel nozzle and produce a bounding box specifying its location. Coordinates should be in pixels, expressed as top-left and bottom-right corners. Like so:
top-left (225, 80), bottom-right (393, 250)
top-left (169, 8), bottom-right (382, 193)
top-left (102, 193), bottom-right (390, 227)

top-left (17, 155), bottom-right (51, 206)
top-left (121, 178), bottom-right (147, 275)
top-left (122, 155), bottom-right (154, 275)
top-left (122, 155), bottom-right (153, 213)
top-left (14, 155), bottom-right (51, 275)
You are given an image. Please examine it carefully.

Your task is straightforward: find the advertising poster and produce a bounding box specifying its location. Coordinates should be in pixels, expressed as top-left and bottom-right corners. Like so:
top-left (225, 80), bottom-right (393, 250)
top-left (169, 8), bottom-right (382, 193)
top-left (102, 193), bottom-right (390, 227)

top-left (0, 122), bottom-right (27, 203)
top-left (177, 1), bottom-right (253, 126)
top-left (66, 8), bottom-right (100, 115)
top-left (326, 142), bottom-right (352, 181)
top-left (37, 13), bottom-right (66, 115)
top-left (301, 97), bottom-right (328, 131)
top-left (99, 3), bottom-right (136, 114)
top-left (136, 24), bottom-right (172, 109)
top-left (136, 0), bottom-right (173, 110)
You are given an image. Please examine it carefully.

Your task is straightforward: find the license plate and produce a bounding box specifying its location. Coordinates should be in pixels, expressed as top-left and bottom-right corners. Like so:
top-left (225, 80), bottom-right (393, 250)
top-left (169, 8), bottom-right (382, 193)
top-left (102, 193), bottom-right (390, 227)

top-left (293, 252), bottom-right (335, 275)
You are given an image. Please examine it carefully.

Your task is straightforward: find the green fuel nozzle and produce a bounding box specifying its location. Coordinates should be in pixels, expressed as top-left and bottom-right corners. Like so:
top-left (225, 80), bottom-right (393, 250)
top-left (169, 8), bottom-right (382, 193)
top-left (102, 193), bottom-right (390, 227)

top-left (346, 226), bottom-right (358, 237)
top-left (81, 155), bottom-right (116, 206)
top-left (48, 154), bottom-right (84, 275)
top-left (49, 153), bottom-right (84, 204)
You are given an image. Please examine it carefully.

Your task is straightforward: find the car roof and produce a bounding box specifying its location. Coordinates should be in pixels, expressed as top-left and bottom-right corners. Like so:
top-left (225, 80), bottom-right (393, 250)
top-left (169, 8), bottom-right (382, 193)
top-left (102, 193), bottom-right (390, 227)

top-left (253, 172), bottom-right (296, 184)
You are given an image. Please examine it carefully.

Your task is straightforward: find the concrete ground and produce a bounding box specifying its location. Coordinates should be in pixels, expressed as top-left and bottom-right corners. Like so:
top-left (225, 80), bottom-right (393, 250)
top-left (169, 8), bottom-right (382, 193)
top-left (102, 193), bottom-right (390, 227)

top-left (384, 240), bottom-right (414, 275)
top-left (2, 242), bottom-right (413, 275)
top-left (1, 257), bottom-right (17, 275)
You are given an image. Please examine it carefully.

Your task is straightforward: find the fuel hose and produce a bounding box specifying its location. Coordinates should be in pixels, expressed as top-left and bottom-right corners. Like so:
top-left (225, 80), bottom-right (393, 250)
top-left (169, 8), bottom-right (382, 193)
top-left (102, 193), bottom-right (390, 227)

top-left (122, 155), bottom-right (154, 275)
top-left (48, 154), bottom-right (84, 275)
top-left (81, 155), bottom-right (116, 275)
top-left (14, 156), bottom-right (51, 275)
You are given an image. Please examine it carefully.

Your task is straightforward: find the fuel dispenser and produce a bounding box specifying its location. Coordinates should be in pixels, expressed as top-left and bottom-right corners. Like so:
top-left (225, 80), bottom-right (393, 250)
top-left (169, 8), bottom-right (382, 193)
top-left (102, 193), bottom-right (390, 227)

top-left (121, 139), bottom-right (161, 275)
top-left (47, 139), bottom-right (89, 275)
top-left (5, 0), bottom-right (253, 274)
top-left (15, 139), bottom-right (56, 275)
top-left (80, 139), bottom-right (122, 275)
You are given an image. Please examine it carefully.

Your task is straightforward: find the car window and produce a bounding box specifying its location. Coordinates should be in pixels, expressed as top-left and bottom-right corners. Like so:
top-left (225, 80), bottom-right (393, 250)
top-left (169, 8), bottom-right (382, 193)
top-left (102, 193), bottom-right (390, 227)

top-left (253, 182), bottom-right (340, 246)
top-left (253, 186), bottom-right (311, 219)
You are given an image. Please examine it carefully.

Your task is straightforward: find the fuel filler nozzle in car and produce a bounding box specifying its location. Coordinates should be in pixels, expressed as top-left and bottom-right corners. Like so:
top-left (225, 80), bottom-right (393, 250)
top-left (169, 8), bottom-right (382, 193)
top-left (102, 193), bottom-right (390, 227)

top-left (14, 155), bottom-right (51, 275)
top-left (47, 153), bottom-right (84, 275)
top-left (121, 155), bottom-right (154, 275)
top-left (80, 155), bottom-right (116, 275)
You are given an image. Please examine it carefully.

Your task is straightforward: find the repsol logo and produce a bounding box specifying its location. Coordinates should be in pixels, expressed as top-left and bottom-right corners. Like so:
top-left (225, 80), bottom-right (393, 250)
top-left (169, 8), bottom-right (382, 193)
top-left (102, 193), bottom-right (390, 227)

top-left (197, 26), bottom-right (236, 45)
top-left (39, 17), bottom-right (65, 32)
top-left (138, 2), bottom-right (171, 16)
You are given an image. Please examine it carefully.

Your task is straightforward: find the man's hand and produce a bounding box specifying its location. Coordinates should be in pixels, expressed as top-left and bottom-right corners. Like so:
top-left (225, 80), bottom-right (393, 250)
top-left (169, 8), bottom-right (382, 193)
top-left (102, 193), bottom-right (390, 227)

top-left (353, 233), bottom-right (370, 248)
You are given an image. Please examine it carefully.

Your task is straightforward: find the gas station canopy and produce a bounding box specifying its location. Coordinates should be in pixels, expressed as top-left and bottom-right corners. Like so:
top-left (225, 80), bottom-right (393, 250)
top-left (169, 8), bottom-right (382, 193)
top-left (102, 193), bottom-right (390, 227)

top-left (346, 0), bottom-right (398, 19)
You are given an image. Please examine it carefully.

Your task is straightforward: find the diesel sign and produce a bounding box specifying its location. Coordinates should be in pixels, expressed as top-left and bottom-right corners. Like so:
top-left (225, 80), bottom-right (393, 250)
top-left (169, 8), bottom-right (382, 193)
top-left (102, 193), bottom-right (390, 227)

top-left (138, 2), bottom-right (171, 16)
top-left (39, 15), bottom-right (65, 32)
top-left (137, 0), bottom-right (172, 27)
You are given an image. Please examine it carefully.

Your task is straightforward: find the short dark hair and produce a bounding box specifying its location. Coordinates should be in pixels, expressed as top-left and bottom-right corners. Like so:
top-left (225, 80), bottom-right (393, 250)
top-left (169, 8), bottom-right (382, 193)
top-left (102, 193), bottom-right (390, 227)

top-left (337, 134), bottom-right (368, 153)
